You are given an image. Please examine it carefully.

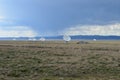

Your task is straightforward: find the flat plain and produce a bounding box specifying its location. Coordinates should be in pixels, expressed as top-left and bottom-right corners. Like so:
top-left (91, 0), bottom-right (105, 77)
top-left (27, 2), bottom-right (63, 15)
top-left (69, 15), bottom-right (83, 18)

top-left (0, 40), bottom-right (120, 80)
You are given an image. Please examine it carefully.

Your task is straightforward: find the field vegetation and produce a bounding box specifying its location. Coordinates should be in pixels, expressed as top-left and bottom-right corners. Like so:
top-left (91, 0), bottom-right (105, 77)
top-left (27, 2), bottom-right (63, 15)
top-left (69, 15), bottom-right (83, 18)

top-left (0, 40), bottom-right (120, 80)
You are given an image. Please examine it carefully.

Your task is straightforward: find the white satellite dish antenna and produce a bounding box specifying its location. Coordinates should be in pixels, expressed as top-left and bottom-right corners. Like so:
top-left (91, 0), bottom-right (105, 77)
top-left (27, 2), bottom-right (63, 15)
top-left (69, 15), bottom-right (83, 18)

top-left (13, 38), bottom-right (16, 41)
top-left (32, 38), bottom-right (36, 41)
top-left (63, 35), bottom-right (71, 43)
top-left (28, 38), bottom-right (32, 41)
top-left (28, 37), bottom-right (33, 41)
top-left (93, 39), bottom-right (96, 41)
top-left (39, 37), bottom-right (45, 41)
top-left (28, 37), bottom-right (35, 41)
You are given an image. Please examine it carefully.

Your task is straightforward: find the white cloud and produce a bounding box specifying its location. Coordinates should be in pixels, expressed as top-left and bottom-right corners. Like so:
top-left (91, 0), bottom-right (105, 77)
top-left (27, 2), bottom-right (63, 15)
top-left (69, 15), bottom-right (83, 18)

top-left (0, 26), bottom-right (37, 37)
top-left (0, 16), bottom-right (5, 22)
top-left (61, 23), bottom-right (120, 36)
top-left (0, 16), bottom-right (37, 37)
top-left (0, 16), bottom-right (4, 19)
top-left (0, 16), bottom-right (14, 24)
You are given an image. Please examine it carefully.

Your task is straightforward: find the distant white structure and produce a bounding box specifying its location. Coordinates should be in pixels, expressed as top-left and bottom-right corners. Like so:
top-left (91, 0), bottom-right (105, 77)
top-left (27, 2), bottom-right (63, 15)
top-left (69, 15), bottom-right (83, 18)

top-left (28, 37), bottom-right (37, 41)
top-left (39, 37), bottom-right (45, 41)
top-left (93, 38), bottom-right (97, 41)
top-left (28, 38), bottom-right (32, 41)
top-left (13, 38), bottom-right (16, 41)
top-left (63, 35), bottom-right (71, 43)
top-left (32, 38), bottom-right (36, 41)
top-left (28, 37), bottom-right (35, 41)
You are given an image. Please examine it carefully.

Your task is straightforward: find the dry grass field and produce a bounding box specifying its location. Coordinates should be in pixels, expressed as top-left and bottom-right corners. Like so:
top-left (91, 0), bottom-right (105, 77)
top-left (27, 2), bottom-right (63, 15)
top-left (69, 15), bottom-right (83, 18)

top-left (0, 40), bottom-right (120, 80)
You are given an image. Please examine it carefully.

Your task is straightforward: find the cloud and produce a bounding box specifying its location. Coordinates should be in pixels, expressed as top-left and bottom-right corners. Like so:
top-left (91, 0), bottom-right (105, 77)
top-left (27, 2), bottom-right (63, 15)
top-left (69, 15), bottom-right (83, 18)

top-left (0, 16), bottom-right (4, 19)
top-left (0, 16), bottom-right (37, 37)
top-left (0, 16), bottom-right (5, 22)
top-left (61, 23), bottom-right (120, 36)
top-left (0, 16), bottom-right (14, 24)
top-left (0, 26), bottom-right (37, 37)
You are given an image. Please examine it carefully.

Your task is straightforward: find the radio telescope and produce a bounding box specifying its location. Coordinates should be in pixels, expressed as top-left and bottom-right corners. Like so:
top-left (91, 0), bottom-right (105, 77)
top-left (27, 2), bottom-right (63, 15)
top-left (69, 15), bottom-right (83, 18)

top-left (63, 35), bottom-right (71, 43)
top-left (39, 37), bottom-right (45, 41)
top-left (13, 38), bottom-right (16, 41)
top-left (32, 38), bottom-right (36, 41)
top-left (93, 39), bottom-right (97, 41)
top-left (28, 38), bottom-right (32, 41)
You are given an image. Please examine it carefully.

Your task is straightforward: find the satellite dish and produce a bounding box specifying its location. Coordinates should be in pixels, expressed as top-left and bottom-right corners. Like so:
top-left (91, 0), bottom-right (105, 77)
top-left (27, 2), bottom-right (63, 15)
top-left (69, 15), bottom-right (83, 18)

top-left (93, 39), bottom-right (96, 41)
top-left (28, 38), bottom-right (32, 41)
top-left (13, 38), bottom-right (16, 41)
top-left (28, 37), bottom-right (35, 41)
top-left (63, 35), bottom-right (71, 42)
top-left (39, 37), bottom-right (45, 41)
top-left (32, 38), bottom-right (36, 41)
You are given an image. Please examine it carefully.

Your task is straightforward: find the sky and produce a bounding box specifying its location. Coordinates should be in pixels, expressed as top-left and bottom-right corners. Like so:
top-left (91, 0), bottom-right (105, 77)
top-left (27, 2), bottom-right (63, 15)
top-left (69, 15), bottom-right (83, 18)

top-left (0, 0), bottom-right (120, 37)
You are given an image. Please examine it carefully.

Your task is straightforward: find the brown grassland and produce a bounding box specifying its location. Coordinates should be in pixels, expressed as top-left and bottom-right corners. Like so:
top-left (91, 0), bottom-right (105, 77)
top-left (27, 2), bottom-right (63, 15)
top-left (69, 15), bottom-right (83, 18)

top-left (0, 40), bottom-right (120, 80)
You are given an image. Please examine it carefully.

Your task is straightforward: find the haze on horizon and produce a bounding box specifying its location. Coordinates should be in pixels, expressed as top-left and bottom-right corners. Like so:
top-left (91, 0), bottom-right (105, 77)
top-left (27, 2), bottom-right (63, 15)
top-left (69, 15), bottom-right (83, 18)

top-left (0, 0), bottom-right (120, 37)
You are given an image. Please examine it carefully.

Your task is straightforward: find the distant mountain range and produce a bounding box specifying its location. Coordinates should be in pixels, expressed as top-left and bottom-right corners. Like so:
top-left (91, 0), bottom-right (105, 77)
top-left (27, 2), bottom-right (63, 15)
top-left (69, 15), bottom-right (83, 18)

top-left (0, 35), bottom-right (120, 40)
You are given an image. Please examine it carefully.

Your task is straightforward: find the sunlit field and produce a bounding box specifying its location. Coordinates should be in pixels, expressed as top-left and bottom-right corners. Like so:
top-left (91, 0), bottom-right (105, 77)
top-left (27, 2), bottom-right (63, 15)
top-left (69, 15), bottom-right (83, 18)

top-left (0, 40), bottom-right (120, 80)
